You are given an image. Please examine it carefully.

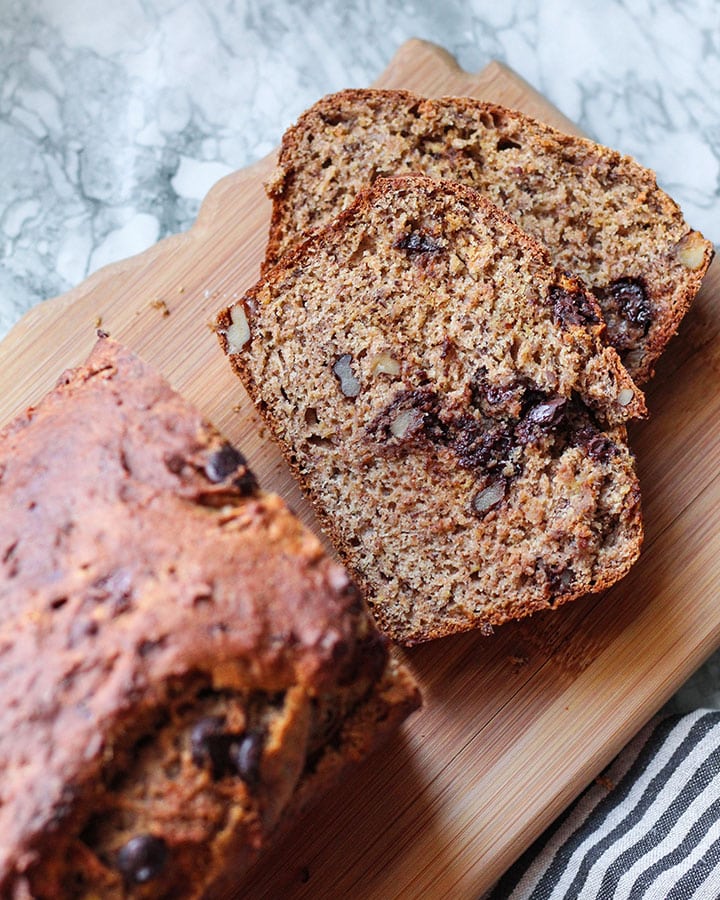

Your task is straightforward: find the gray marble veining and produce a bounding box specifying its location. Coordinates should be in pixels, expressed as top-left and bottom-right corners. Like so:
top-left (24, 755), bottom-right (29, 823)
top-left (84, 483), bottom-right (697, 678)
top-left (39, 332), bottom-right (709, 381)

top-left (1, 0), bottom-right (718, 338)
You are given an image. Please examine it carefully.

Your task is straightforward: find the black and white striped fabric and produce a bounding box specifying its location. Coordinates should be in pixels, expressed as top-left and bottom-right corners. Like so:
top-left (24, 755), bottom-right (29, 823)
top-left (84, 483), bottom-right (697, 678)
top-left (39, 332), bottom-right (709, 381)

top-left (485, 710), bottom-right (720, 899)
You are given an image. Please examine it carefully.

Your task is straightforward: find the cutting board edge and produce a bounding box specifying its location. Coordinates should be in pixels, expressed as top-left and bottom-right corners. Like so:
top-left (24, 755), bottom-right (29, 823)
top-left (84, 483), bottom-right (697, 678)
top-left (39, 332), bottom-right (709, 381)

top-left (0, 39), bottom-right (585, 364)
top-left (1, 38), bottom-right (718, 900)
top-left (0, 158), bottom-right (273, 364)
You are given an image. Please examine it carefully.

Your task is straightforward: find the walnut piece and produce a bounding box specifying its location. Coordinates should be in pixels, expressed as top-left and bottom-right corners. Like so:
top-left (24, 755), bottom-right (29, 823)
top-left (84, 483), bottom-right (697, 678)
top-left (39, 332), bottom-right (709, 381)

top-left (617, 388), bottom-right (634, 407)
top-left (676, 232), bottom-right (708, 271)
top-left (371, 353), bottom-right (400, 377)
top-left (225, 304), bottom-right (251, 353)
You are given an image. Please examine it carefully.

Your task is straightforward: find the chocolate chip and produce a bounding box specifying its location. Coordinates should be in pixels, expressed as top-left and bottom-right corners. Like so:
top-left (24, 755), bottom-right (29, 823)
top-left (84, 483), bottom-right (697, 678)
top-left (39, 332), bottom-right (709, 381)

top-left (608, 277), bottom-right (652, 334)
top-left (550, 284), bottom-right (599, 329)
top-left (204, 444), bottom-right (256, 494)
top-left (117, 835), bottom-right (168, 884)
top-left (191, 717), bottom-right (264, 785)
top-left (514, 390), bottom-right (575, 449)
top-left (229, 731), bottom-right (264, 787)
top-left (393, 231), bottom-right (443, 254)
top-left (205, 444), bottom-right (245, 483)
top-left (575, 425), bottom-right (617, 463)
top-left (537, 560), bottom-right (575, 602)
top-left (190, 715), bottom-right (228, 776)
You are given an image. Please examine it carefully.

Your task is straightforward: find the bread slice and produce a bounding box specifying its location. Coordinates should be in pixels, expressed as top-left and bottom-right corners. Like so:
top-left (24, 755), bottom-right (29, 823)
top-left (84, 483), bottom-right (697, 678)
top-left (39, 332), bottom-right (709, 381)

top-left (218, 175), bottom-right (645, 645)
top-left (264, 89), bottom-right (714, 384)
top-left (0, 337), bottom-right (420, 899)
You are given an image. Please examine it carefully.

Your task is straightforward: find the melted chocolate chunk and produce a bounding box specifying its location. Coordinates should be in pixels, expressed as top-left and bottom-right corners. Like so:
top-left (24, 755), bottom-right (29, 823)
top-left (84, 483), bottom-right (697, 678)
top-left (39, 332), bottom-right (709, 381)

top-left (608, 277), bottom-right (652, 334)
top-left (575, 425), bottom-right (617, 463)
top-left (470, 368), bottom-right (526, 418)
top-left (452, 416), bottom-right (513, 472)
top-left (367, 388), bottom-right (444, 446)
top-left (117, 835), bottom-right (168, 884)
top-left (515, 392), bottom-right (569, 445)
top-left (537, 560), bottom-right (575, 602)
top-left (393, 231), bottom-right (443, 254)
top-left (525, 396), bottom-right (567, 427)
top-left (550, 284), bottom-right (600, 329)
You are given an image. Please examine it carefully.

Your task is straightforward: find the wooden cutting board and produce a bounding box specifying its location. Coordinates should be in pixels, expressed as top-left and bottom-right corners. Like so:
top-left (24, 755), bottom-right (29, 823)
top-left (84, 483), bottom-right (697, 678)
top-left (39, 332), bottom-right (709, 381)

top-left (1, 39), bottom-right (718, 899)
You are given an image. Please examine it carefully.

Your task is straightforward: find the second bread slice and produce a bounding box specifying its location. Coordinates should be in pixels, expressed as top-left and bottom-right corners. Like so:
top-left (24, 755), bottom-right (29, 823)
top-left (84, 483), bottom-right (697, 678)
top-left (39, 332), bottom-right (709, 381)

top-left (219, 175), bottom-right (645, 645)
top-left (265, 89), bottom-right (714, 384)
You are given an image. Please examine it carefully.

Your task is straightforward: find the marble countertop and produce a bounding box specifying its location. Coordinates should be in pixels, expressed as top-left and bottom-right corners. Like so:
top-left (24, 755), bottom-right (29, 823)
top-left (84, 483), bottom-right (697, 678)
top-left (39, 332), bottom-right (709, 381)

top-left (2, 0), bottom-right (718, 339)
top-left (1, 1), bottom-right (718, 691)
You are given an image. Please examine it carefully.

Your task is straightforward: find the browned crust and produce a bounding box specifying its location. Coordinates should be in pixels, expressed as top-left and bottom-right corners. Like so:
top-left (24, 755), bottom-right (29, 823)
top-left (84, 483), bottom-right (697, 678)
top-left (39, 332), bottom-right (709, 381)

top-left (218, 174), bottom-right (645, 645)
top-left (0, 337), bottom-right (420, 894)
top-left (264, 88), bottom-right (714, 384)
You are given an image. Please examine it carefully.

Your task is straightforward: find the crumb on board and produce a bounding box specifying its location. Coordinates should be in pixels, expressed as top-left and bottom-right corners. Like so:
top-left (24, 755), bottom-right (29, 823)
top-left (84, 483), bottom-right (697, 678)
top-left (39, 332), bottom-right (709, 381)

top-left (508, 654), bottom-right (529, 672)
top-left (595, 775), bottom-right (615, 792)
top-left (94, 315), bottom-right (102, 328)
top-left (150, 299), bottom-right (170, 317)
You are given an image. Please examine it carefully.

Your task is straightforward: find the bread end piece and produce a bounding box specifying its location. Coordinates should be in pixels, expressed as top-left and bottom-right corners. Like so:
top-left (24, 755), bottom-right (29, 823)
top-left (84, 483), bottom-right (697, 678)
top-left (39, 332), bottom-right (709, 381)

top-left (0, 336), bottom-right (420, 897)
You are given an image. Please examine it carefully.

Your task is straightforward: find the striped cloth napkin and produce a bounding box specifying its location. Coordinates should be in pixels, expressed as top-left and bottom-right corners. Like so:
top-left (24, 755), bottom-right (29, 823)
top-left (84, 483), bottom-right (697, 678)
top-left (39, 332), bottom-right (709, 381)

top-left (484, 710), bottom-right (720, 899)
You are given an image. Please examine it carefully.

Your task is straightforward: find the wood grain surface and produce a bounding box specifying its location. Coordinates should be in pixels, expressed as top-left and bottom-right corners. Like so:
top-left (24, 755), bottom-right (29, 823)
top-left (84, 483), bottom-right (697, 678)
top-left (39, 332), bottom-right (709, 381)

top-left (1, 38), bottom-right (718, 899)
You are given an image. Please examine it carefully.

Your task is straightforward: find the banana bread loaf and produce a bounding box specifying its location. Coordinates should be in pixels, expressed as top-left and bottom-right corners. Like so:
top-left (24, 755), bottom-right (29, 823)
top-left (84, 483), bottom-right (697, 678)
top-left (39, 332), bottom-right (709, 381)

top-left (0, 337), bottom-right (420, 899)
top-left (218, 174), bottom-right (645, 645)
top-left (264, 89), bottom-right (713, 383)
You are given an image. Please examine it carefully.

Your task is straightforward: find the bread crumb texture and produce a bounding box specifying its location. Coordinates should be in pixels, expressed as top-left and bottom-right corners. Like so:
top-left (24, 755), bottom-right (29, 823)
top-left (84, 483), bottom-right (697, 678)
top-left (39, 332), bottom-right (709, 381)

top-left (221, 175), bottom-right (645, 645)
